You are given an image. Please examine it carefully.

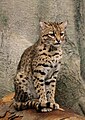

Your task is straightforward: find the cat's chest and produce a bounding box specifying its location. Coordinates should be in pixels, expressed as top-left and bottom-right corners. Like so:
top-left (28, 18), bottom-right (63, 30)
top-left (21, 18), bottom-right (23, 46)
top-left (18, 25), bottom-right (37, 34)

top-left (35, 47), bottom-right (62, 68)
top-left (48, 51), bottom-right (62, 67)
top-left (49, 56), bottom-right (58, 67)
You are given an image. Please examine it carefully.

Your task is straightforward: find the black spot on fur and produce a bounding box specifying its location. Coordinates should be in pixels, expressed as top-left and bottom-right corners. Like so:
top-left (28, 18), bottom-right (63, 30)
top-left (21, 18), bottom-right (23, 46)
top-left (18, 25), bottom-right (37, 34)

top-left (37, 63), bottom-right (49, 67)
top-left (45, 80), bottom-right (55, 85)
top-left (46, 91), bottom-right (51, 94)
top-left (46, 102), bottom-right (50, 107)
top-left (40, 53), bottom-right (47, 56)
top-left (40, 83), bottom-right (44, 86)
top-left (20, 75), bottom-right (23, 78)
top-left (53, 53), bottom-right (59, 56)
top-left (22, 79), bottom-right (25, 82)
top-left (39, 79), bottom-right (43, 82)
top-left (34, 70), bottom-right (46, 75)
top-left (39, 49), bottom-right (42, 52)
top-left (38, 90), bottom-right (40, 93)
top-left (19, 82), bottom-right (21, 85)
top-left (52, 85), bottom-right (54, 87)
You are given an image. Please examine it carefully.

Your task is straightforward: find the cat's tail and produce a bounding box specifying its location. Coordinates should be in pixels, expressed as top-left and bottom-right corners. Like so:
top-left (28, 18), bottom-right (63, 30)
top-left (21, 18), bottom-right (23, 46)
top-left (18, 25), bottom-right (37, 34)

top-left (13, 99), bottom-right (64, 112)
top-left (13, 99), bottom-right (41, 111)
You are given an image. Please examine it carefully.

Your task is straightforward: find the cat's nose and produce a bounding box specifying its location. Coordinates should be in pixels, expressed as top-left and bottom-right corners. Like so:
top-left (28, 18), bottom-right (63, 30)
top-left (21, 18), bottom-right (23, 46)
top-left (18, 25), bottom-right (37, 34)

top-left (54, 39), bottom-right (61, 45)
top-left (56, 39), bottom-right (60, 44)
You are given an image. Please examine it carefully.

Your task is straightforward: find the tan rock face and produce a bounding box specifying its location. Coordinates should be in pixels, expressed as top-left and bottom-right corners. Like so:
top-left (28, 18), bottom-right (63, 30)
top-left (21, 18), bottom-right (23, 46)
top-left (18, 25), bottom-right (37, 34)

top-left (0, 0), bottom-right (85, 116)
top-left (0, 93), bottom-right (85, 120)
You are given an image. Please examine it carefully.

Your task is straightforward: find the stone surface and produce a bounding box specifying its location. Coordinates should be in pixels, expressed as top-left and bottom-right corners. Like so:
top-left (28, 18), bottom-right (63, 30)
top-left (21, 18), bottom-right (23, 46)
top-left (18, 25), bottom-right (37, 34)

top-left (0, 0), bottom-right (85, 116)
top-left (0, 93), bottom-right (85, 120)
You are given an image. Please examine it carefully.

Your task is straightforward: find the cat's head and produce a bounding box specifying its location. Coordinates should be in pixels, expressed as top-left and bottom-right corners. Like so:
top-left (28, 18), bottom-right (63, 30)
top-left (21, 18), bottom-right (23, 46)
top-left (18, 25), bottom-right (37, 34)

top-left (40, 21), bottom-right (67, 46)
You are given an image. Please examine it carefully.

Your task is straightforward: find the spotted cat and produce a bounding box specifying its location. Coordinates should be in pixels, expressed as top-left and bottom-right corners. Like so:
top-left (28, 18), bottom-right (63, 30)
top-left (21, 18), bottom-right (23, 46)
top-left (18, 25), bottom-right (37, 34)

top-left (13, 21), bottom-right (67, 112)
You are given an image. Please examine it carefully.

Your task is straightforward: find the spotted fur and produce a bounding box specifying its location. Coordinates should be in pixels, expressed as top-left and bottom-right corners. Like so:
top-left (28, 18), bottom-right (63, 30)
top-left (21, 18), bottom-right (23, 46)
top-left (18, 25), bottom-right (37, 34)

top-left (13, 21), bottom-right (67, 112)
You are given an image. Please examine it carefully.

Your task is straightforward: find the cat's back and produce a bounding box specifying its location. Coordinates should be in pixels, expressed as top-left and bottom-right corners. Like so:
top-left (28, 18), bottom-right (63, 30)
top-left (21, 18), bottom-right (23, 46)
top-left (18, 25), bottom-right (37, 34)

top-left (17, 43), bottom-right (37, 71)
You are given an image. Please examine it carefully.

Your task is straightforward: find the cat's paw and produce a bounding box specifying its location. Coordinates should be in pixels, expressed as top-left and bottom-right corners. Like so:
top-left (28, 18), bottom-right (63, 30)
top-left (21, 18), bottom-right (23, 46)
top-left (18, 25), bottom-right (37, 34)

top-left (35, 101), bottom-right (53, 112)
top-left (53, 103), bottom-right (59, 109)
top-left (41, 108), bottom-right (52, 112)
top-left (50, 102), bottom-right (64, 111)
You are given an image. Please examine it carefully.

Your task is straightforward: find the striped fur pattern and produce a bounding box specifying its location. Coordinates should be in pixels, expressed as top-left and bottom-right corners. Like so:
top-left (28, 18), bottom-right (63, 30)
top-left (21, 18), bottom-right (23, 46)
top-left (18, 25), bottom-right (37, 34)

top-left (13, 21), bottom-right (67, 112)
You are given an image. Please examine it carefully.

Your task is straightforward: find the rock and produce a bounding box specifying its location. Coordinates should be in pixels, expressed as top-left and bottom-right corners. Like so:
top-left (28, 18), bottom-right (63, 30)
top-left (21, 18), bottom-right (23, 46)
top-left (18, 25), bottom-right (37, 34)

top-left (0, 93), bottom-right (85, 120)
top-left (0, 0), bottom-right (85, 116)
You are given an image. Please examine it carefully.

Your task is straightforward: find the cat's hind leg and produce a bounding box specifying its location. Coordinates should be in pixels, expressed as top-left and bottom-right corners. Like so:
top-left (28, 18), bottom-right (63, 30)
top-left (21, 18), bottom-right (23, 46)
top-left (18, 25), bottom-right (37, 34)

top-left (13, 71), bottom-right (33, 110)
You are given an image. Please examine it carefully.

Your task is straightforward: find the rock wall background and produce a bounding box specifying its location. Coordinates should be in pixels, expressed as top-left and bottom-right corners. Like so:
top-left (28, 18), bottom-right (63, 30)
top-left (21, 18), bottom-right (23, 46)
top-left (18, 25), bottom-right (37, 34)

top-left (0, 0), bottom-right (85, 115)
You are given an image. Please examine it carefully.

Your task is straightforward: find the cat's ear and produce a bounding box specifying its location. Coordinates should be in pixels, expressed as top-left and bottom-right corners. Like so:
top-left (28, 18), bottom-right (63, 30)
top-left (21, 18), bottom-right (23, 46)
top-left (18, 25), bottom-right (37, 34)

top-left (59, 21), bottom-right (68, 30)
top-left (40, 22), bottom-right (48, 29)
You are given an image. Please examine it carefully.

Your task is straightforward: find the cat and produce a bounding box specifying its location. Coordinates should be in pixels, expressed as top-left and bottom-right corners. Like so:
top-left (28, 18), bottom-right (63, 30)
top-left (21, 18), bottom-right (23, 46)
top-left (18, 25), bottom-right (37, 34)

top-left (13, 21), bottom-right (67, 112)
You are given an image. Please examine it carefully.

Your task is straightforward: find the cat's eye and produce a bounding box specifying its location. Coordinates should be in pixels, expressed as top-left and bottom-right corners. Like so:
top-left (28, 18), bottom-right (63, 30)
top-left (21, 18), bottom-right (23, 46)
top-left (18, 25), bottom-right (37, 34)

top-left (60, 32), bottom-right (64, 36)
top-left (49, 31), bottom-right (55, 36)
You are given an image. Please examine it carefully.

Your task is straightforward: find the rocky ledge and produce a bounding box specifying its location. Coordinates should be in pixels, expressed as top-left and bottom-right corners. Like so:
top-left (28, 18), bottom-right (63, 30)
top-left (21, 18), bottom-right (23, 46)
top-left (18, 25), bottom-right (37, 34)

top-left (0, 93), bottom-right (85, 120)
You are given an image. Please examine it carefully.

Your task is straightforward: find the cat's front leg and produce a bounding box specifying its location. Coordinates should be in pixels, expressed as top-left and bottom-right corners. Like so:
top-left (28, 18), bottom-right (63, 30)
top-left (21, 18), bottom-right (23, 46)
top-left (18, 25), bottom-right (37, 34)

top-left (33, 71), bottom-right (52, 112)
top-left (45, 74), bottom-right (60, 110)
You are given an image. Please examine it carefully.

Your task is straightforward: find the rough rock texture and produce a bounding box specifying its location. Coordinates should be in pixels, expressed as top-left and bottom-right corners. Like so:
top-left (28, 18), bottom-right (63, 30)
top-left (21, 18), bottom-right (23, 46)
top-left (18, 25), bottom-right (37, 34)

top-left (0, 93), bottom-right (85, 120)
top-left (0, 0), bottom-right (85, 116)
